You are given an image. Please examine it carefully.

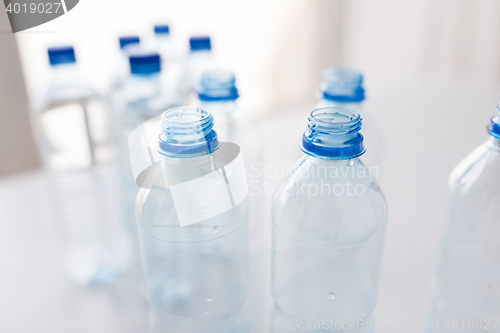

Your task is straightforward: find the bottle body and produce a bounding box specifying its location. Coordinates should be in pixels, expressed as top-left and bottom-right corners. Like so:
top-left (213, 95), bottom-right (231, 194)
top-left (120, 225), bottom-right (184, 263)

top-left (178, 50), bottom-right (214, 102)
top-left (135, 107), bottom-right (250, 332)
top-left (115, 73), bottom-right (182, 232)
top-left (426, 137), bottom-right (500, 332)
top-left (34, 64), bottom-right (130, 285)
top-left (272, 157), bottom-right (387, 324)
top-left (272, 107), bottom-right (388, 331)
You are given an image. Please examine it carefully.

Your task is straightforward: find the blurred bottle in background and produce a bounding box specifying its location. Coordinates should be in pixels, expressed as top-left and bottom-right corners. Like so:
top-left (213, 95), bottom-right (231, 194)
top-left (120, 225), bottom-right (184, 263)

top-left (30, 46), bottom-right (131, 285)
top-left (291, 68), bottom-right (385, 183)
top-left (153, 25), bottom-right (174, 62)
top-left (114, 49), bottom-right (182, 235)
top-left (272, 107), bottom-right (387, 332)
top-left (425, 104), bottom-right (500, 332)
top-left (135, 107), bottom-right (250, 333)
top-left (178, 36), bottom-right (214, 102)
top-left (195, 70), bottom-right (264, 330)
top-left (109, 36), bottom-right (141, 99)
top-left (152, 24), bottom-right (183, 95)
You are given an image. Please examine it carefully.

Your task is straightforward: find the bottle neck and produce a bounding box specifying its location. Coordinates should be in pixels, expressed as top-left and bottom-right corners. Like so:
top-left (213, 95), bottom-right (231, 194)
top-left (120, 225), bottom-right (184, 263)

top-left (319, 98), bottom-right (364, 114)
top-left (487, 136), bottom-right (500, 150)
top-left (158, 106), bottom-right (218, 158)
top-left (301, 107), bottom-right (365, 160)
top-left (199, 100), bottom-right (237, 116)
top-left (124, 73), bottom-right (161, 100)
top-left (49, 63), bottom-right (80, 85)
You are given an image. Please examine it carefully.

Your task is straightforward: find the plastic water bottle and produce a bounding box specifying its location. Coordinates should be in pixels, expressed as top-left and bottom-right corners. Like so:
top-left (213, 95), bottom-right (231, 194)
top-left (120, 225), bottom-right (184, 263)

top-left (114, 49), bottom-right (182, 232)
top-left (196, 70), bottom-right (264, 330)
top-left (291, 68), bottom-right (384, 182)
top-left (178, 36), bottom-right (214, 102)
top-left (195, 70), bottom-right (261, 192)
top-left (425, 104), bottom-right (500, 332)
top-left (135, 106), bottom-right (250, 333)
top-left (272, 107), bottom-right (388, 332)
top-left (153, 25), bottom-right (174, 62)
top-left (109, 36), bottom-right (140, 97)
top-left (31, 46), bottom-right (131, 285)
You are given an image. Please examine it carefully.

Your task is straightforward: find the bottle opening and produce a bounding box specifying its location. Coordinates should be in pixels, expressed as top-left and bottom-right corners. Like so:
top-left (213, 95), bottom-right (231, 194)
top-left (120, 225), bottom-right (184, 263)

top-left (301, 107), bottom-right (365, 160)
top-left (320, 67), bottom-right (365, 102)
top-left (197, 70), bottom-right (239, 101)
top-left (158, 106), bottom-right (219, 157)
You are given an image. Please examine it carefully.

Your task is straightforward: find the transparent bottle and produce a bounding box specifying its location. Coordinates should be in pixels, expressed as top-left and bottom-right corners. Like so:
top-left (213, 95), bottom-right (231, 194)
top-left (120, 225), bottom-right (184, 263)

top-left (115, 49), bottom-right (182, 232)
top-left (153, 25), bottom-right (174, 62)
top-left (292, 68), bottom-right (384, 182)
top-left (153, 24), bottom-right (183, 93)
top-left (196, 70), bottom-right (264, 330)
top-left (135, 107), bottom-right (250, 333)
top-left (272, 107), bottom-right (388, 331)
top-left (178, 36), bottom-right (214, 103)
top-left (109, 36), bottom-right (140, 99)
top-left (425, 105), bottom-right (500, 332)
top-left (195, 70), bottom-right (261, 216)
top-left (31, 46), bottom-right (131, 285)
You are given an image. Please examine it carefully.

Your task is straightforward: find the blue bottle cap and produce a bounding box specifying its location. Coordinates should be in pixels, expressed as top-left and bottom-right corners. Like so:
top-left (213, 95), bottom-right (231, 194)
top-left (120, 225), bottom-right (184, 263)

top-left (119, 36), bottom-right (140, 49)
top-left (154, 25), bottom-right (170, 35)
top-left (320, 67), bottom-right (365, 102)
top-left (47, 46), bottom-right (76, 66)
top-left (129, 50), bottom-right (161, 75)
top-left (197, 70), bottom-right (239, 102)
top-left (190, 36), bottom-right (211, 52)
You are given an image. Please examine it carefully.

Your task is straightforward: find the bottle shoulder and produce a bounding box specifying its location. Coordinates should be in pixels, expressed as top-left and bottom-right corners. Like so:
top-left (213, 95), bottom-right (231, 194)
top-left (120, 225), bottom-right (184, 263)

top-left (449, 138), bottom-right (500, 197)
top-left (272, 157), bottom-right (388, 247)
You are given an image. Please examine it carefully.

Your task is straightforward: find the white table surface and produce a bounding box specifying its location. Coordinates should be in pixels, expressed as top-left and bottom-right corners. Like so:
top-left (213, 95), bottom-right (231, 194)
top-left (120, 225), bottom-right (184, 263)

top-left (1, 79), bottom-right (499, 333)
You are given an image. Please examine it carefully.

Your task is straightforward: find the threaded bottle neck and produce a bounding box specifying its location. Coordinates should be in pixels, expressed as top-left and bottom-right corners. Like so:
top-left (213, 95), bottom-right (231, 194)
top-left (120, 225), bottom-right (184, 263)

top-left (197, 70), bottom-right (239, 102)
top-left (488, 103), bottom-right (500, 140)
top-left (158, 106), bottom-right (218, 157)
top-left (320, 67), bottom-right (365, 103)
top-left (301, 107), bottom-right (365, 160)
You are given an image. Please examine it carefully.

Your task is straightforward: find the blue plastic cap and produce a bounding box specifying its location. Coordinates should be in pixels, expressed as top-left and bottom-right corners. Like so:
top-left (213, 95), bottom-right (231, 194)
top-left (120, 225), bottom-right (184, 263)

top-left (129, 50), bottom-right (161, 75)
top-left (119, 36), bottom-right (140, 49)
top-left (47, 46), bottom-right (76, 66)
top-left (197, 70), bottom-right (239, 102)
top-left (488, 103), bottom-right (500, 139)
top-left (320, 67), bottom-right (365, 102)
top-left (154, 25), bottom-right (170, 35)
top-left (190, 36), bottom-right (211, 52)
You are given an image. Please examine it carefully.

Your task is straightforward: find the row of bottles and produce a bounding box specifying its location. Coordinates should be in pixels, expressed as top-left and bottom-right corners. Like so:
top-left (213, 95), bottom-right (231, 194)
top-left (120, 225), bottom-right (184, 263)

top-left (27, 24), bottom-right (500, 332)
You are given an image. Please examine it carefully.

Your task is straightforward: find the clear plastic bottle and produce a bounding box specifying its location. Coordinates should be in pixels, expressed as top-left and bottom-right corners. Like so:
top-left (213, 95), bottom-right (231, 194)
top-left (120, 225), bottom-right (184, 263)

top-left (195, 70), bottom-right (264, 330)
top-left (178, 36), bottom-right (214, 102)
top-left (31, 46), bottom-right (131, 285)
top-left (135, 106), bottom-right (249, 333)
top-left (153, 25), bottom-right (174, 62)
top-left (425, 105), bottom-right (500, 332)
top-left (291, 68), bottom-right (384, 182)
top-left (109, 36), bottom-right (141, 98)
top-left (272, 107), bottom-right (388, 331)
top-left (114, 49), bottom-right (182, 233)
top-left (195, 70), bottom-right (261, 209)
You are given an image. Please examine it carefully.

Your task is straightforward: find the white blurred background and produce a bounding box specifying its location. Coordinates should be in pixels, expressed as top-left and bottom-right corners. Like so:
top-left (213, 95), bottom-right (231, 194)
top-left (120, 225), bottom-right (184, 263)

top-left (1, 0), bottom-right (500, 332)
